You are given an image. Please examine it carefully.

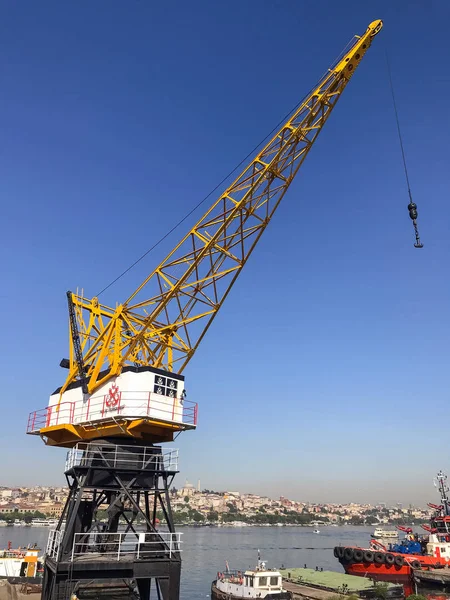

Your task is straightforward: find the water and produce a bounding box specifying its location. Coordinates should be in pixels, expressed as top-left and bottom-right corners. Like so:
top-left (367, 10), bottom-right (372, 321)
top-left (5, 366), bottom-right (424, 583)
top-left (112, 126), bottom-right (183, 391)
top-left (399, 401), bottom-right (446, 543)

top-left (3, 525), bottom-right (448, 599)
top-left (181, 525), bottom-right (373, 598)
top-left (0, 525), bottom-right (373, 597)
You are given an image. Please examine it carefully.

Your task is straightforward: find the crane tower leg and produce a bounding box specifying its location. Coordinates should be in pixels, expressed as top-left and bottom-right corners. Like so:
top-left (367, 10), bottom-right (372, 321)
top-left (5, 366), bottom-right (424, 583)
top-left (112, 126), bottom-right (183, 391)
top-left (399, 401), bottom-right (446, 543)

top-left (40, 440), bottom-right (181, 600)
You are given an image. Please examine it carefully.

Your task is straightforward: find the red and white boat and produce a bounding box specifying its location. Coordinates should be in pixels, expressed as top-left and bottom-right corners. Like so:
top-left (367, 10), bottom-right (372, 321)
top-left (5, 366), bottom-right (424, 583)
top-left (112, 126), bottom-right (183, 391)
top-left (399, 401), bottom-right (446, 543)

top-left (334, 471), bottom-right (450, 581)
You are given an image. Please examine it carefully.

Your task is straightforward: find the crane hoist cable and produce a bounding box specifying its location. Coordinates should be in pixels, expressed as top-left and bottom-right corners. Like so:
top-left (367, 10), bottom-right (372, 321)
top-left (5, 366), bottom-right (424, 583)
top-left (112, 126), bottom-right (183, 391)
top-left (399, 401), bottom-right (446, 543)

top-left (385, 51), bottom-right (423, 248)
top-left (96, 84), bottom-right (325, 298)
top-left (96, 36), bottom-right (364, 299)
top-left (58, 20), bottom-right (384, 397)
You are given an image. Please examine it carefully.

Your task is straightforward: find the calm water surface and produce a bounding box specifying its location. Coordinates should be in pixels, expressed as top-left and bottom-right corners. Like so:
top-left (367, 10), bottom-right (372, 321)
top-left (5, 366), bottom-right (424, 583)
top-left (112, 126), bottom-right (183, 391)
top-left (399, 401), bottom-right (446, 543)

top-left (3, 525), bottom-right (445, 599)
top-left (0, 525), bottom-right (371, 598)
top-left (180, 525), bottom-right (372, 598)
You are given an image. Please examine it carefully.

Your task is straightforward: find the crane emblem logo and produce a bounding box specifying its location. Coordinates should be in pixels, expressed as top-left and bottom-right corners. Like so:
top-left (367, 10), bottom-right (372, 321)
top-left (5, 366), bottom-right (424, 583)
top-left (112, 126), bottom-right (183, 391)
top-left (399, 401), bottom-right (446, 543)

top-left (105, 383), bottom-right (120, 409)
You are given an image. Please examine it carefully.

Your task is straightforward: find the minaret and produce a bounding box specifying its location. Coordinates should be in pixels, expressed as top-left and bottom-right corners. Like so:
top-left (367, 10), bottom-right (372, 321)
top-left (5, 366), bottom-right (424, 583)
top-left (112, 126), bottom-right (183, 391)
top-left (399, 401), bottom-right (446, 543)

top-left (197, 480), bottom-right (201, 492)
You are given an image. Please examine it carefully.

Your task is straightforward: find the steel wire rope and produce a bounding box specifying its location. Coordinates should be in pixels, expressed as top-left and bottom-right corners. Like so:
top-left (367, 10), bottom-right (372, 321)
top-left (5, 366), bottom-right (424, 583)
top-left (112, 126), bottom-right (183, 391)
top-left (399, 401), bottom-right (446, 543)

top-left (385, 49), bottom-right (423, 248)
top-left (96, 35), bottom-right (361, 297)
top-left (95, 95), bottom-right (309, 298)
top-left (385, 52), bottom-right (413, 200)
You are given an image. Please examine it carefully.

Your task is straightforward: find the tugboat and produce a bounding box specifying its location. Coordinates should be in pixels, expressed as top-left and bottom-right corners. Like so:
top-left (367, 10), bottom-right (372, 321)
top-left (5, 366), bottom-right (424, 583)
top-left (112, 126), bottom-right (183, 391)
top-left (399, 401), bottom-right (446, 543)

top-left (334, 471), bottom-right (450, 580)
top-left (212, 554), bottom-right (291, 600)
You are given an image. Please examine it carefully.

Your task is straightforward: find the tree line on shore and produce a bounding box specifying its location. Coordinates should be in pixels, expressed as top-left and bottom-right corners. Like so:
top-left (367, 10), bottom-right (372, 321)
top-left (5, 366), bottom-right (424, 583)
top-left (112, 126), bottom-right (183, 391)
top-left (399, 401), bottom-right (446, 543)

top-left (0, 511), bottom-right (47, 523)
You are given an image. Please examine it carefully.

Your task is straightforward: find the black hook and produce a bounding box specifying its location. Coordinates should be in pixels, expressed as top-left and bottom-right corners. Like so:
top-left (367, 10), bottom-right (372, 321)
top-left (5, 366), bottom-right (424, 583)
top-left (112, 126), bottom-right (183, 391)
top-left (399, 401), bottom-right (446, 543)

top-left (408, 202), bottom-right (423, 249)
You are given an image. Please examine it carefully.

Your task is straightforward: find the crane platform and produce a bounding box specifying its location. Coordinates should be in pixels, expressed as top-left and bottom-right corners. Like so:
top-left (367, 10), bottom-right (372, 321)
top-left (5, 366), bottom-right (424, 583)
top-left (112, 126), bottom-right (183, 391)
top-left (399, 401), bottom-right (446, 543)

top-left (27, 366), bottom-right (197, 447)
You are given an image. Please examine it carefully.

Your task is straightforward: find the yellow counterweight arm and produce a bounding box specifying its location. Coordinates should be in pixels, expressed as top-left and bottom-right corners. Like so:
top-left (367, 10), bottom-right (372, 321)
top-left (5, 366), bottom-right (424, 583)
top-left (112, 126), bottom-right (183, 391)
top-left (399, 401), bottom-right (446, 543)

top-left (61, 20), bottom-right (383, 395)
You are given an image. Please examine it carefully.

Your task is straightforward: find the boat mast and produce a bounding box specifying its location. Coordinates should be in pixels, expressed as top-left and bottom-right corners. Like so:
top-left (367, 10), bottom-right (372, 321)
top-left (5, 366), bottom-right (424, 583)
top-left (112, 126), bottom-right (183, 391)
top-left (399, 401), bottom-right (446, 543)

top-left (436, 471), bottom-right (450, 516)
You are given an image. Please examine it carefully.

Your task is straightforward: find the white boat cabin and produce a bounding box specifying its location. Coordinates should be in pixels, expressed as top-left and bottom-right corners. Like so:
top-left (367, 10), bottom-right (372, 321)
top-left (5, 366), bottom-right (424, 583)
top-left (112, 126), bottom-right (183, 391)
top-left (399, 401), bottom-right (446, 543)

top-left (215, 561), bottom-right (290, 599)
top-left (372, 528), bottom-right (398, 539)
top-left (426, 517), bottom-right (450, 561)
top-left (0, 545), bottom-right (42, 578)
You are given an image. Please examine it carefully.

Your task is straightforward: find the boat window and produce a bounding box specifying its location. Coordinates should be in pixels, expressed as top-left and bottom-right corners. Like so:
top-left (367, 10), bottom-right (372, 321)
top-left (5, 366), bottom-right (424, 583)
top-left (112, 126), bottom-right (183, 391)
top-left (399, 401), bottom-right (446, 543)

top-left (270, 577), bottom-right (279, 586)
top-left (441, 547), bottom-right (446, 553)
top-left (259, 577), bottom-right (267, 586)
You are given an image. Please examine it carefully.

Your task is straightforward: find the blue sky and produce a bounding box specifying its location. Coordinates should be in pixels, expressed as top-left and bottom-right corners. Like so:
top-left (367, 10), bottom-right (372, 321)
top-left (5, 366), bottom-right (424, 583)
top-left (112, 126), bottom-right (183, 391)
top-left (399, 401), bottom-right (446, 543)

top-left (1, 0), bottom-right (449, 505)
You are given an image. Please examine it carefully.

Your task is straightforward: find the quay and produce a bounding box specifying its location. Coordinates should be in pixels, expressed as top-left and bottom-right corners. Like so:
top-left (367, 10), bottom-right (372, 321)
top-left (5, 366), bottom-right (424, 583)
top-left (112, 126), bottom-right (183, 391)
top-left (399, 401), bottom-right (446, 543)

top-left (0, 581), bottom-right (40, 600)
top-left (413, 566), bottom-right (450, 587)
top-left (279, 568), bottom-right (404, 599)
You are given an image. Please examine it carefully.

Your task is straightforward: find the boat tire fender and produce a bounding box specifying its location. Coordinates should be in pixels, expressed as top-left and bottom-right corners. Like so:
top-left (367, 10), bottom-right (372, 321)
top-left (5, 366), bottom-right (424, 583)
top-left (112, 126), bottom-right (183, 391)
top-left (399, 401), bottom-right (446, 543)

top-left (344, 548), bottom-right (354, 562)
top-left (363, 551), bottom-right (374, 563)
top-left (374, 552), bottom-right (385, 564)
top-left (353, 549), bottom-right (364, 562)
top-left (385, 553), bottom-right (395, 566)
top-left (411, 560), bottom-right (420, 569)
top-left (336, 547), bottom-right (345, 559)
top-left (394, 555), bottom-right (404, 567)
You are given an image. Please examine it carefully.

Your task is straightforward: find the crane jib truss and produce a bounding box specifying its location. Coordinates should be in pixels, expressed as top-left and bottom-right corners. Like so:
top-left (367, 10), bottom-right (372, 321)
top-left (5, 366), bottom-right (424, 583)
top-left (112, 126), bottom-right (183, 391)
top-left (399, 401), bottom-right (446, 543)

top-left (61, 20), bottom-right (383, 397)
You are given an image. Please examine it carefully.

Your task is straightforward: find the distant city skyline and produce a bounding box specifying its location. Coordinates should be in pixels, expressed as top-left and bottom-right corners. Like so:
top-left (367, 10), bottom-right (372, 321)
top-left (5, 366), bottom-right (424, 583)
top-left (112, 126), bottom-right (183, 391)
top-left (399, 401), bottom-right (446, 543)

top-left (0, 475), bottom-right (439, 511)
top-left (0, 479), bottom-right (430, 512)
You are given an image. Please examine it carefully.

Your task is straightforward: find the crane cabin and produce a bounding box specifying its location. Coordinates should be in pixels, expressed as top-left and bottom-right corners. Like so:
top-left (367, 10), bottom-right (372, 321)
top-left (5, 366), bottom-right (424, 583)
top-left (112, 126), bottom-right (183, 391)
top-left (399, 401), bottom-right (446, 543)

top-left (27, 366), bottom-right (197, 446)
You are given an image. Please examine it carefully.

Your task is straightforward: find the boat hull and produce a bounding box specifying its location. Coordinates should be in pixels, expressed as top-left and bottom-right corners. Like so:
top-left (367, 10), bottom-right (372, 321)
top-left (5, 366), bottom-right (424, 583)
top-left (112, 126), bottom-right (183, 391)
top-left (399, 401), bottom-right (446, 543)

top-left (344, 561), bottom-right (411, 580)
top-left (1, 576), bottom-right (42, 585)
top-left (335, 546), bottom-right (450, 581)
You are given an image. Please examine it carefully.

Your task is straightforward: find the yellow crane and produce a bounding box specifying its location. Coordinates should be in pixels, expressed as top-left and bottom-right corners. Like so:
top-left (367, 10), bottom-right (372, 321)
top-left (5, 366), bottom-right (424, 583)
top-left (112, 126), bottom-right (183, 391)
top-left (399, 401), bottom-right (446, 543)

top-left (28, 20), bottom-right (383, 447)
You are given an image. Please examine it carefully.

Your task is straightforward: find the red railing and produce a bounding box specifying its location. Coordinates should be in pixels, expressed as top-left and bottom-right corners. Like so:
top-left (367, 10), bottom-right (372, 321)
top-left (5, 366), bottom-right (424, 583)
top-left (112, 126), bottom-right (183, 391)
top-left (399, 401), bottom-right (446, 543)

top-left (26, 392), bottom-right (198, 434)
top-left (26, 402), bottom-right (75, 433)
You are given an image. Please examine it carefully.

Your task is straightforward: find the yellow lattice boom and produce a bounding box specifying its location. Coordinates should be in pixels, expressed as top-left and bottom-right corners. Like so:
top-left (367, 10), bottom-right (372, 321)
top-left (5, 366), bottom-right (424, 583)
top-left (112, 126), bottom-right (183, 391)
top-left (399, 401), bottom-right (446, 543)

top-left (62, 20), bottom-right (382, 397)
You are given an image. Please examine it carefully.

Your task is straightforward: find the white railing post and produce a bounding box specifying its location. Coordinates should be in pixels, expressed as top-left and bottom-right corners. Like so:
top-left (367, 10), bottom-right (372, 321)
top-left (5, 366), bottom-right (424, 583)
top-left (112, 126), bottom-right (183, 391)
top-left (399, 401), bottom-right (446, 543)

top-left (117, 533), bottom-right (121, 561)
top-left (169, 535), bottom-right (172, 558)
top-left (71, 535), bottom-right (75, 562)
top-left (114, 444), bottom-right (118, 468)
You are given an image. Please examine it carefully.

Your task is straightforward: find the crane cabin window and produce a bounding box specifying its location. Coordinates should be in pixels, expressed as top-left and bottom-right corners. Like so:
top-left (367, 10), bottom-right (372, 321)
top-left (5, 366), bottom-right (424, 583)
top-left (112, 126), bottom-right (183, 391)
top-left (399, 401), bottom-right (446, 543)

top-left (153, 376), bottom-right (178, 398)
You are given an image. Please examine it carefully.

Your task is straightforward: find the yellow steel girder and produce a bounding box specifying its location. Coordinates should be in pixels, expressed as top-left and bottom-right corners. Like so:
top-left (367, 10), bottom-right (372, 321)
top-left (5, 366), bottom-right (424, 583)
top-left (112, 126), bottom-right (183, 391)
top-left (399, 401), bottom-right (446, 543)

top-left (60, 20), bottom-right (383, 397)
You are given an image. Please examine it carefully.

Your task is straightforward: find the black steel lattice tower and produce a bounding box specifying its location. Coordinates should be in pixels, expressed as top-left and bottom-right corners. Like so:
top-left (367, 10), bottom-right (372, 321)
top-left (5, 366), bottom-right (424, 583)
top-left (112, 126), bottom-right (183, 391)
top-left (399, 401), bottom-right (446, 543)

top-left (41, 440), bottom-right (181, 600)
